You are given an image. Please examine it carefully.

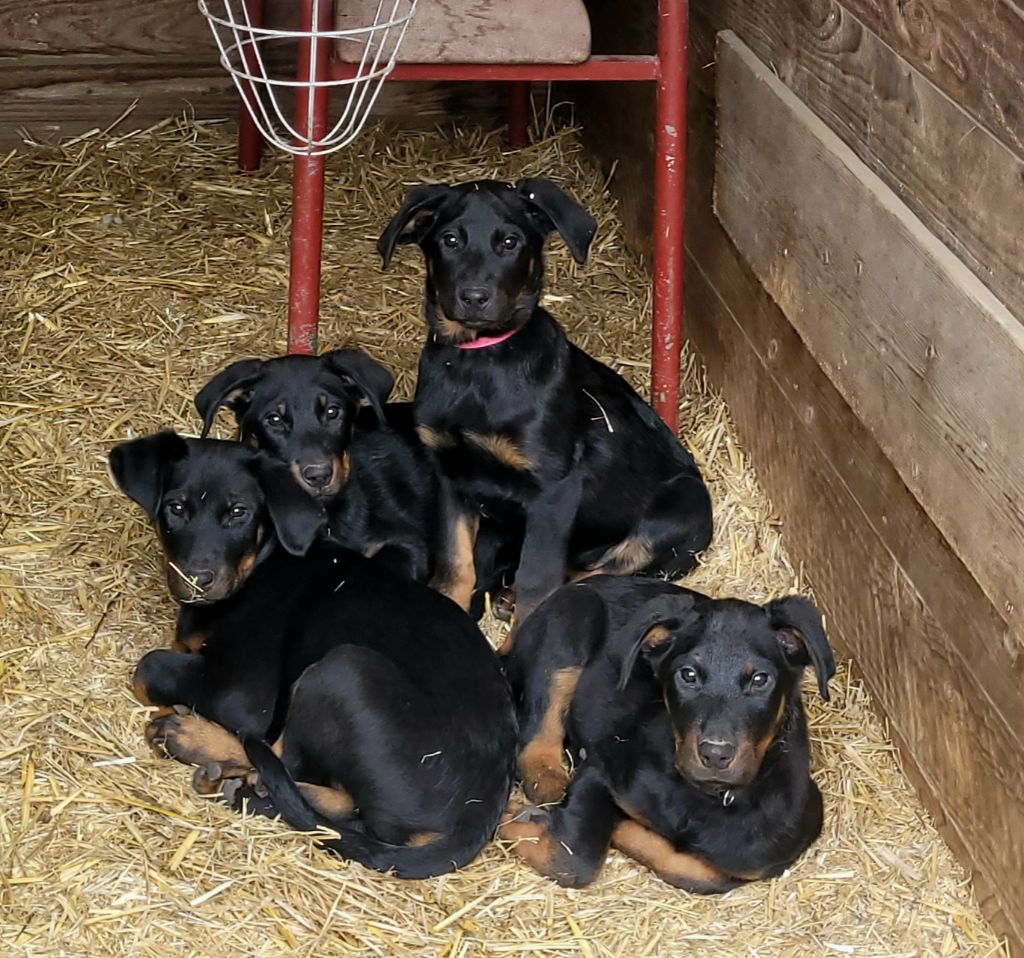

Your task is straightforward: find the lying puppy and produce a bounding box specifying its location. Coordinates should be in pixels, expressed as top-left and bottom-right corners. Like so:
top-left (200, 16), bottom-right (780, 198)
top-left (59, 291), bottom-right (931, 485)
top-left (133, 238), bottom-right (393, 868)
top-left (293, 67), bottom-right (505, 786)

top-left (195, 348), bottom-right (436, 583)
top-left (378, 179), bottom-right (713, 621)
top-left (110, 432), bottom-right (517, 878)
top-left (499, 576), bottom-right (833, 890)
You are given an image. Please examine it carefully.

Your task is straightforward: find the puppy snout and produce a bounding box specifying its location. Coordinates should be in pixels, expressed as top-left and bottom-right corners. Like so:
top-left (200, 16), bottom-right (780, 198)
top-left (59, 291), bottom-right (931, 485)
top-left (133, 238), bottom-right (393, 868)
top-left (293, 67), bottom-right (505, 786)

top-left (187, 568), bottom-right (216, 590)
top-left (300, 461), bottom-right (334, 489)
top-left (458, 286), bottom-right (491, 308)
top-left (697, 739), bottom-right (737, 770)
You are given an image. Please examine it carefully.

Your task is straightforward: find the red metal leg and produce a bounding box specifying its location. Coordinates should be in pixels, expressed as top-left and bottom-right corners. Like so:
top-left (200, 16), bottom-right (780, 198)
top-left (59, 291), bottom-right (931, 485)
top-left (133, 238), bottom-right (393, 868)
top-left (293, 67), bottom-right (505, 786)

top-left (651, 0), bottom-right (688, 431)
top-left (507, 81), bottom-right (531, 149)
top-left (287, 0), bottom-right (331, 355)
top-left (237, 0), bottom-right (265, 172)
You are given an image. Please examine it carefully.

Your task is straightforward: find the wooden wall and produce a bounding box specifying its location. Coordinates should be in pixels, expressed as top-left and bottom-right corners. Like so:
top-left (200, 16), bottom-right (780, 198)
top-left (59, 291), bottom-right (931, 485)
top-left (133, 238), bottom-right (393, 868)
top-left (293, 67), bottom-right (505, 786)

top-left (0, 0), bottom-right (500, 149)
top-left (574, 0), bottom-right (1024, 952)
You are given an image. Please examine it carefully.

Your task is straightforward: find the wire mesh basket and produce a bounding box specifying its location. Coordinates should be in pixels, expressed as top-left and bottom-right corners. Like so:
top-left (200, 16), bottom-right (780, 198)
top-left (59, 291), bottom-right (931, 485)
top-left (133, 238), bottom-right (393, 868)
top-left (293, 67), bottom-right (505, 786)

top-left (198, 0), bottom-right (418, 157)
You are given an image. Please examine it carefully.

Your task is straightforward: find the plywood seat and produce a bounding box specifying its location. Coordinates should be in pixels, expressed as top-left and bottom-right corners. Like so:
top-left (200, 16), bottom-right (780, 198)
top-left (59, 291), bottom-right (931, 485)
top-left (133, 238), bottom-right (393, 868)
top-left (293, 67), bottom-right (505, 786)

top-left (335, 0), bottom-right (591, 64)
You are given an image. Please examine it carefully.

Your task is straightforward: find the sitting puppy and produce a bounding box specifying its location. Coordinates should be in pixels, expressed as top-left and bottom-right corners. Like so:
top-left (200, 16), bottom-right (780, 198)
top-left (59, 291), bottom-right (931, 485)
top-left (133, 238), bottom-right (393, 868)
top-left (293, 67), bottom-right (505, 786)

top-left (378, 179), bottom-right (713, 622)
top-left (499, 576), bottom-right (833, 890)
top-left (195, 348), bottom-right (436, 582)
top-left (195, 349), bottom-right (521, 612)
top-left (110, 432), bottom-right (517, 878)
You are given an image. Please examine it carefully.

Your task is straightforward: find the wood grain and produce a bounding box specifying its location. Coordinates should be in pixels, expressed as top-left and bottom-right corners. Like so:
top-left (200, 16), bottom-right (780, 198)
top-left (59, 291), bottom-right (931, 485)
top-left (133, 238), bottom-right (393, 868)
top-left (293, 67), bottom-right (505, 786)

top-left (838, 0), bottom-right (1024, 160)
top-left (695, 0), bottom-right (1024, 330)
top-left (715, 31), bottom-right (1024, 642)
top-left (684, 29), bottom-right (1024, 948)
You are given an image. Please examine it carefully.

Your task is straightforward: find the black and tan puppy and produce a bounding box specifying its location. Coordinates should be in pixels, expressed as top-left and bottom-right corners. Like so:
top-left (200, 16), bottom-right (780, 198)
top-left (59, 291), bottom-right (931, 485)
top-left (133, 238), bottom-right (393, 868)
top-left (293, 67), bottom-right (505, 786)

top-left (110, 432), bottom-right (516, 878)
top-left (194, 348), bottom-right (437, 583)
top-left (378, 179), bottom-right (713, 623)
top-left (498, 576), bottom-right (833, 890)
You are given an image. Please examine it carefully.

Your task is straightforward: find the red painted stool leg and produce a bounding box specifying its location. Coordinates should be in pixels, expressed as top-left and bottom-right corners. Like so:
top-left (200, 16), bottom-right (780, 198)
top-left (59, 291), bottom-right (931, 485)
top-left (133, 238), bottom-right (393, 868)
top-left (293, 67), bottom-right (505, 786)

top-left (287, 0), bottom-right (331, 355)
top-left (237, 0), bottom-right (265, 172)
top-left (507, 81), bottom-right (531, 149)
top-left (651, 0), bottom-right (689, 431)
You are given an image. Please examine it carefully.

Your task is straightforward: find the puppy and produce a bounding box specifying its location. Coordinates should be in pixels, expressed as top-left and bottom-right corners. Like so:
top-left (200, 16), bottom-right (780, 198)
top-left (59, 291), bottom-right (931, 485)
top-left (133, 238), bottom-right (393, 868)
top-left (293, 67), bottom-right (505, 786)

top-left (378, 179), bottom-right (713, 622)
top-left (110, 432), bottom-right (517, 877)
top-left (499, 576), bottom-right (834, 890)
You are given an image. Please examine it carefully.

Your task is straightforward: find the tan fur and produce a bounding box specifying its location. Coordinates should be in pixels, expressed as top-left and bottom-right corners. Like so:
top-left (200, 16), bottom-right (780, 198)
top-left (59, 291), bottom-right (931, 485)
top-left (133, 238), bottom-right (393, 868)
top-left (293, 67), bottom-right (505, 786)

top-left (297, 783), bottom-right (356, 819)
top-left (435, 511), bottom-right (479, 612)
top-left (406, 831), bottom-right (442, 848)
top-left (519, 667), bottom-right (582, 804)
top-left (590, 534), bottom-right (654, 575)
top-left (416, 424), bottom-right (455, 450)
top-left (465, 431), bottom-right (534, 472)
top-left (435, 308), bottom-right (476, 344)
top-left (498, 816), bottom-right (558, 874)
top-left (146, 713), bottom-right (250, 769)
top-left (612, 819), bottom-right (726, 886)
top-left (170, 632), bottom-right (205, 654)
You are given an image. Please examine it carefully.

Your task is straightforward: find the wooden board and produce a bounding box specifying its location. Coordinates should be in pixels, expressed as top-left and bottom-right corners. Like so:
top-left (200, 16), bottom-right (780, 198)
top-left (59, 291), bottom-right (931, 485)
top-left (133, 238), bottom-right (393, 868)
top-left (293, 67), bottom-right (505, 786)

top-left (714, 31), bottom-right (1024, 644)
top-left (683, 25), bottom-right (1024, 948)
top-left (694, 0), bottom-right (1024, 333)
top-left (838, 0), bottom-right (1024, 161)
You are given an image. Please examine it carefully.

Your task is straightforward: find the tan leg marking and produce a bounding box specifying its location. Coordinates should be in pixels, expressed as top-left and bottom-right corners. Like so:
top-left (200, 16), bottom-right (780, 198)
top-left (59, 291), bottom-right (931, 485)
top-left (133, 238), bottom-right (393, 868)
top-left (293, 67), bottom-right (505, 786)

top-left (297, 783), bottom-right (356, 819)
top-left (416, 424), bottom-right (456, 450)
top-left (464, 431), bottom-right (534, 472)
top-left (171, 632), bottom-right (205, 654)
top-left (407, 830), bottom-right (443, 848)
top-left (435, 511), bottom-right (479, 612)
top-left (145, 713), bottom-right (250, 769)
top-left (519, 666), bottom-right (582, 804)
top-left (588, 534), bottom-right (654, 576)
top-left (611, 819), bottom-right (728, 889)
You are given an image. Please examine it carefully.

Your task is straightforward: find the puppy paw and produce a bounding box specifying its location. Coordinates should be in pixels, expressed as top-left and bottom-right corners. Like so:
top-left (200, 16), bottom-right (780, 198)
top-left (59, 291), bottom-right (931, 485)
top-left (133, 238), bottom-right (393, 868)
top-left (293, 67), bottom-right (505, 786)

top-left (145, 712), bottom-right (249, 771)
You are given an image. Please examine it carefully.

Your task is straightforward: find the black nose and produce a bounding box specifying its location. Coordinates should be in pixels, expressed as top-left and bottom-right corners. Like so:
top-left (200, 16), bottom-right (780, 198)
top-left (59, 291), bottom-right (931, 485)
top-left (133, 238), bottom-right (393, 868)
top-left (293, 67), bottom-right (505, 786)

top-left (301, 462), bottom-right (333, 488)
top-left (698, 740), bottom-right (737, 769)
top-left (458, 286), bottom-right (491, 308)
top-left (189, 569), bottom-right (216, 590)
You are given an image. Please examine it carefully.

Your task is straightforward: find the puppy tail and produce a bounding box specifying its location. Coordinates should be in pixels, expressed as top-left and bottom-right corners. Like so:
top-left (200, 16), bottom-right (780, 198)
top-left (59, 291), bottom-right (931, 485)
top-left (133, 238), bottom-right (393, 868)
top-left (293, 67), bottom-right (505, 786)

top-left (241, 737), bottom-right (504, 879)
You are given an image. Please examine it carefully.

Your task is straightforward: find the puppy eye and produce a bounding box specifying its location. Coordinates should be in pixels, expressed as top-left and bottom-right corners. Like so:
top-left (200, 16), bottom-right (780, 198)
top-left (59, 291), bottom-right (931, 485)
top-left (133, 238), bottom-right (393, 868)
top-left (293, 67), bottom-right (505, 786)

top-left (229, 504), bottom-right (248, 520)
top-left (166, 501), bottom-right (185, 517)
top-left (324, 404), bottom-right (341, 420)
top-left (750, 672), bottom-right (772, 690)
top-left (265, 412), bottom-right (283, 427)
top-left (679, 667), bottom-right (698, 685)
top-left (502, 235), bottom-right (519, 251)
top-left (441, 233), bottom-right (460, 249)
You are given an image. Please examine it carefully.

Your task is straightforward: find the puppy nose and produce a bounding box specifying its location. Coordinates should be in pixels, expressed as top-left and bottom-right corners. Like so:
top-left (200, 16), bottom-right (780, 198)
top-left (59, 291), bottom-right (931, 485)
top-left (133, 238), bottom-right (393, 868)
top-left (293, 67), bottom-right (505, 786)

top-left (458, 286), bottom-right (491, 308)
top-left (301, 461), bottom-right (334, 488)
top-left (698, 740), bottom-right (737, 769)
top-left (189, 569), bottom-right (216, 590)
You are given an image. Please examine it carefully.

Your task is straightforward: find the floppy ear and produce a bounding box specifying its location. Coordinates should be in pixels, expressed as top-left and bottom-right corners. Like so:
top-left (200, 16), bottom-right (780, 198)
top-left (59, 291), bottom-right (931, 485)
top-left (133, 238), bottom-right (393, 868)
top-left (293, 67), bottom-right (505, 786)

top-left (194, 359), bottom-right (265, 438)
top-left (516, 178), bottom-right (597, 265)
top-left (766, 595), bottom-right (835, 701)
top-left (322, 348), bottom-right (394, 425)
top-left (253, 455), bottom-right (326, 557)
top-left (108, 431), bottom-right (188, 520)
top-left (617, 592), bottom-right (698, 691)
top-left (377, 184), bottom-right (451, 268)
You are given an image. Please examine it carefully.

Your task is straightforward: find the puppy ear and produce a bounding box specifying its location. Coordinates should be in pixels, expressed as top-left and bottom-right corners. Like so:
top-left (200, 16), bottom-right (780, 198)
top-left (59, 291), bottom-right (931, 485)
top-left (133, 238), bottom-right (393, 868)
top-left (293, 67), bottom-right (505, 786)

top-left (194, 359), bottom-right (265, 438)
top-left (322, 348), bottom-right (394, 424)
top-left (108, 431), bottom-right (188, 520)
top-left (516, 178), bottom-right (597, 265)
top-left (766, 595), bottom-right (835, 701)
top-left (617, 592), bottom-right (698, 690)
top-left (253, 455), bottom-right (325, 557)
top-left (377, 184), bottom-right (451, 268)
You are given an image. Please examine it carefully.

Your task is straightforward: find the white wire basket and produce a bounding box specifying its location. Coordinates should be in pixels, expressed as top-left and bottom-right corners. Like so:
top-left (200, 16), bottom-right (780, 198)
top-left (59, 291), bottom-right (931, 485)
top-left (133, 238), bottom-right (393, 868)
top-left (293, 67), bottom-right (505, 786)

top-left (198, 0), bottom-right (418, 157)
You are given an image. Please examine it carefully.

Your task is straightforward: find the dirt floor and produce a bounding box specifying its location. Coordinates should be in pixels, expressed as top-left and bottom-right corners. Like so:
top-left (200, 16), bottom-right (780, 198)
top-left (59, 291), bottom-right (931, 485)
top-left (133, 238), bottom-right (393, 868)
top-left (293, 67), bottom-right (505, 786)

top-left (0, 118), bottom-right (1007, 957)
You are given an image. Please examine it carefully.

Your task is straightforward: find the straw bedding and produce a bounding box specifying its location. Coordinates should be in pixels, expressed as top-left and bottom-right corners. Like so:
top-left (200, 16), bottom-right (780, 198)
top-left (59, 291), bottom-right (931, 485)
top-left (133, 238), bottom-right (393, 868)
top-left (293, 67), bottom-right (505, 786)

top-left (0, 116), bottom-right (1007, 957)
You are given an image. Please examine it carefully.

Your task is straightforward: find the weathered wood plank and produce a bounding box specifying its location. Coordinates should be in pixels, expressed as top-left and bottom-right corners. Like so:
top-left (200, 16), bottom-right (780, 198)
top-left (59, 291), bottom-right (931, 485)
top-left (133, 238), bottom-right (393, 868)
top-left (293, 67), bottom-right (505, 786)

top-left (683, 33), bottom-right (1024, 949)
top-left (838, 0), bottom-right (1024, 161)
top-left (714, 30), bottom-right (1024, 642)
top-left (694, 0), bottom-right (1024, 331)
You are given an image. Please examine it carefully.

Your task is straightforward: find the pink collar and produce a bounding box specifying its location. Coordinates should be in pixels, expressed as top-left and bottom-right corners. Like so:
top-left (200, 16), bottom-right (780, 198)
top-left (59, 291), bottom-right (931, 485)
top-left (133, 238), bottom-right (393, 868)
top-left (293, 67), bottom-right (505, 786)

top-left (455, 327), bottom-right (519, 350)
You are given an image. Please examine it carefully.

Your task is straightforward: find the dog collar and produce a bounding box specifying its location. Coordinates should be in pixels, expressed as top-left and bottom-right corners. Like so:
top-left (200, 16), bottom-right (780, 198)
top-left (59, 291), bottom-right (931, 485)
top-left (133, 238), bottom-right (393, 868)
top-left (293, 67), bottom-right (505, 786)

top-left (455, 327), bottom-right (519, 350)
